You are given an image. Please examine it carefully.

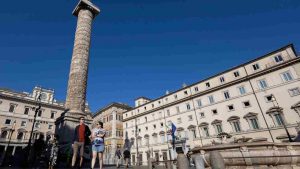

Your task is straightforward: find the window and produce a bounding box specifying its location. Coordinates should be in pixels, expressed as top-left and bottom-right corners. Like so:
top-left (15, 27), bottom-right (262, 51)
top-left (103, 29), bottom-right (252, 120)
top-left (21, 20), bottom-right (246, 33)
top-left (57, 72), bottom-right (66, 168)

top-left (174, 94), bottom-right (177, 99)
top-left (177, 118), bottom-right (182, 124)
top-left (145, 127), bottom-right (148, 131)
top-left (17, 132), bottom-right (24, 140)
top-left (24, 107), bottom-right (30, 115)
top-left (159, 112), bottom-right (162, 118)
top-left (249, 118), bottom-right (259, 129)
top-left (144, 106), bottom-right (147, 110)
top-left (145, 117), bottom-right (147, 122)
top-left (265, 95), bottom-right (273, 102)
top-left (160, 123), bottom-right (164, 128)
top-left (194, 87), bottom-right (199, 92)
top-left (274, 114), bottom-right (284, 126)
top-left (206, 82), bottom-right (210, 88)
top-left (38, 110), bottom-right (43, 117)
top-left (234, 71), bottom-right (240, 77)
top-left (176, 106), bottom-right (180, 113)
top-left (9, 104), bottom-right (16, 113)
top-left (51, 111), bottom-right (56, 119)
top-left (224, 91), bottom-right (230, 99)
top-left (274, 55), bottom-right (283, 63)
top-left (220, 76), bottom-right (225, 83)
top-left (238, 86), bottom-right (246, 95)
top-left (227, 105), bottom-right (234, 111)
top-left (202, 127), bottom-right (209, 137)
top-left (199, 112), bottom-right (205, 118)
top-left (215, 124), bottom-right (223, 134)
top-left (188, 115), bottom-right (193, 121)
top-left (152, 104), bottom-right (154, 108)
top-left (232, 121), bottom-right (241, 132)
top-left (252, 63), bottom-right (260, 71)
top-left (208, 95), bottom-right (215, 104)
top-left (289, 88), bottom-right (300, 96)
top-left (166, 109), bottom-right (170, 116)
top-left (258, 79), bottom-right (268, 89)
top-left (243, 101), bottom-right (251, 107)
top-left (158, 101), bottom-right (161, 104)
top-left (153, 124), bottom-right (156, 129)
top-left (197, 99), bottom-right (202, 107)
top-left (21, 121), bottom-right (27, 127)
top-left (35, 122), bottom-right (41, 128)
top-left (165, 97), bottom-right (168, 102)
top-left (184, 91), bottom-right (188, 95)
top-left (212, 109), bottom-right (218, 115)
top-left (48, 125), bottom-right (53, 130)
top-left (126, 123), bottom-right (128, 128)
top-left (5, 119), bottom-right (11, 125)
top-left (281, 71), bottom-right (293, 82)
top-left (186, 103), bottom-right (191, 110)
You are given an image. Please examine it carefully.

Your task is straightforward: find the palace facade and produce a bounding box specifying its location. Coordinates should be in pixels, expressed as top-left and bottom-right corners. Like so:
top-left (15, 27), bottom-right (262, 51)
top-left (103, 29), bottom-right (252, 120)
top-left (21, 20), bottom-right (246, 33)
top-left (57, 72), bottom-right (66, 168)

top-left (122, 44), bottom-right (300, 165)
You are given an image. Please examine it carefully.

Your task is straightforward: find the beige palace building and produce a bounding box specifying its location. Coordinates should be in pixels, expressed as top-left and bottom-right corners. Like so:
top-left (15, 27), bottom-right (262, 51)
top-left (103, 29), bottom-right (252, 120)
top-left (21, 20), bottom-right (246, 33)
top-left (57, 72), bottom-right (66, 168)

top-left (123, 44), bottom-right (300, 165)
top-left (93, 102), bottom-right (132, 164)
top-left (0, 86), bottom-right (65, 158)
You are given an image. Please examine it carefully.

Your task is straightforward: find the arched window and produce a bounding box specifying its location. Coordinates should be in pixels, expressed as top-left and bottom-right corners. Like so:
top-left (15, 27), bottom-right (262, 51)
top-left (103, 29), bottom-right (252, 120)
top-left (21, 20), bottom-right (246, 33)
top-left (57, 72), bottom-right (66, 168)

top-left (1, 131), bottom-right (8, 139)
top-left (227, 116), bottom-right (241, 133)
top-left (17, 132), bottom-right (24, 140)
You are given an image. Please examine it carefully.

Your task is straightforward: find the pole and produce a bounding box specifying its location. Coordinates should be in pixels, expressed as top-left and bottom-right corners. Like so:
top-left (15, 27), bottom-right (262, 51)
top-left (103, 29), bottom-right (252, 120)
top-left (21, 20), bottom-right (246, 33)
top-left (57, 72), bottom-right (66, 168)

top-left (161, 100), bottom-right (173, 161)
top-left (135, 118), bottom-right (139, 166)
top-left (243, 66), bottom-right (274, 142)
top-left (0, 121), bottom-right (16, 166)
top-left (26, 95), bottom-right (41, 165)
top-left (188, 87), bottom-right (203, 146)
top-left (271, 95), bottom-right (292, 142)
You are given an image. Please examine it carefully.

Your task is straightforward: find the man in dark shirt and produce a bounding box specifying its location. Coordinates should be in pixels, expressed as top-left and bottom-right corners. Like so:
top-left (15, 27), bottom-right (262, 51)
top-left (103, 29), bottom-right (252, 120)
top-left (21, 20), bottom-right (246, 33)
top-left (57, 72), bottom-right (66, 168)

top-left (71, 117), bottom-right (91, 168)
top-left (123, 148), bottom-right (130, 169)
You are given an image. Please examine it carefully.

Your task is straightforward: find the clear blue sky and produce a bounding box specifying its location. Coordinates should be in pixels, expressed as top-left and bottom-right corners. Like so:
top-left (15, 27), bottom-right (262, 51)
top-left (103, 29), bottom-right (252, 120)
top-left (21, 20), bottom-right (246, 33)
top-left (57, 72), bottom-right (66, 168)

top-left (1, 0), bottom-right (300, 113)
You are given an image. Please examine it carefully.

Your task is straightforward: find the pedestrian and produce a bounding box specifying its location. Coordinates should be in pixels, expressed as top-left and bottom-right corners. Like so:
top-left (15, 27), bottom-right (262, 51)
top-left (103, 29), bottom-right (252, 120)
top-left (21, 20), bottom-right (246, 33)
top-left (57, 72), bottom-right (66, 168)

top-left (71, 116), bottom-right (91, 169)
top-left (115, 146), bottom-right (122, 168)
top-left (294, 131), bottom-right (300, 142)
top-left (48, 135), bottom-right (60, 169)
top-left (123, 148), bottom-right (130, 169)
top-left (90, 121), bottom-right (106, 169)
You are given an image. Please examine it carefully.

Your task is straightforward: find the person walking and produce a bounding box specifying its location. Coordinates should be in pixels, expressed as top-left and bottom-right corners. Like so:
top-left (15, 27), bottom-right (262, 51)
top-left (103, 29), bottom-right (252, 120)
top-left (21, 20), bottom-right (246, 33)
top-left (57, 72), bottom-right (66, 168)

top-left (123, 148), bottom-right (130, 169)
top-left (115, 147), bottom-right (122, 168)
top-left (90, 121), bottom-right (106, 169)
top-left (71, 117), bottom-right (91, 169)
top-left (48, 135), bottom-right (60, 169)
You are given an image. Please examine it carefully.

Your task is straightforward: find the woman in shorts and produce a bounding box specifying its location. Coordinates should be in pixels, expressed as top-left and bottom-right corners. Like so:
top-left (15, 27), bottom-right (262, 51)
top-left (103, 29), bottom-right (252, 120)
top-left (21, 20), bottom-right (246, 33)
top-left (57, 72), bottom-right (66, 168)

top-left (91, 121), bottom-right (106, 169)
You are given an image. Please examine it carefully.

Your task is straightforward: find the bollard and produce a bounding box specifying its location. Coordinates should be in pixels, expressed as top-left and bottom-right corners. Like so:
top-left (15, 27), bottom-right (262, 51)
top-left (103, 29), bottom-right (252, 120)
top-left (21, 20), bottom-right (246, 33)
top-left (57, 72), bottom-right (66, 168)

top-left (177, 153), bottom-right (190, 169)
top-left (209, 151), bottom-right (225, 169)
top-left (192, 155), bottom-right (205, 169)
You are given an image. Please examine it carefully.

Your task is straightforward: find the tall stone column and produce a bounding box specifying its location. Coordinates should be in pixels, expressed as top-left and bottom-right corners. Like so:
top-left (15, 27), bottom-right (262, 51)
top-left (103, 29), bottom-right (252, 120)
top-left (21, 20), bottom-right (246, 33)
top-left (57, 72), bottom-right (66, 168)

top-left (66, 0), bottom-right (99, 116)
top-left (55, 0), bottom-right (100, 145)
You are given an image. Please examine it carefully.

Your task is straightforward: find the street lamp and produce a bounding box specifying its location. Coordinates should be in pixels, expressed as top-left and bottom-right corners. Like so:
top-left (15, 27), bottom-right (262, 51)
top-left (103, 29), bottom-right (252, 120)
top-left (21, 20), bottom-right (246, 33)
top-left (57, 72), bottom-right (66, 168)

top-left (26, 94), bottom-right (42, 164)
top-left (1, 120), bottom-right (16, 166)
top-left (269, 94), bottom-right (293, 142)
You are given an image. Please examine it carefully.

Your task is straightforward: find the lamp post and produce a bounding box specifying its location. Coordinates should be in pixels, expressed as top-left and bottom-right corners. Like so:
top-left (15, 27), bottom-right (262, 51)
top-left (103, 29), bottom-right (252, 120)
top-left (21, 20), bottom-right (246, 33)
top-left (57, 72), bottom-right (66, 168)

top-left (270, 94), bottom-right (293, 142)
top-left (1, 120), bottom-right (16, 166)
top-left (26, 94), bottom-right (42, 164)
